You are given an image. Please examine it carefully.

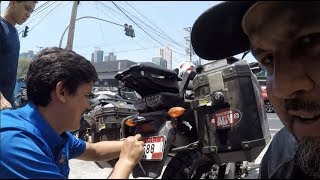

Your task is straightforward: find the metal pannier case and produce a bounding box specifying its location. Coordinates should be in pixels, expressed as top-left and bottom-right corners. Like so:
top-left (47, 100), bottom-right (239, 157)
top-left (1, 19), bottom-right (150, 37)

top-left (191, 59), bottom-right (271, 164)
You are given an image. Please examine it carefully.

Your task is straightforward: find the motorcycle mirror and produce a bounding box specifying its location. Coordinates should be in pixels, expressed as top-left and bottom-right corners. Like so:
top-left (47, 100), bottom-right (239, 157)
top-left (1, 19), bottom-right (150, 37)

top-left (168, 107), bottom-right (185, 118)
top-left (173, 68), bottom-right (179, 75)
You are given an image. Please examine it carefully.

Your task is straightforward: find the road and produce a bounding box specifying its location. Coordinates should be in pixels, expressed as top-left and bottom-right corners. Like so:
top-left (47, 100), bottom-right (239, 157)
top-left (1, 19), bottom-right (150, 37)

top-left (245, 113), bottom-right (284, 179)
top-left (69, 113), bottom-right (284, 179)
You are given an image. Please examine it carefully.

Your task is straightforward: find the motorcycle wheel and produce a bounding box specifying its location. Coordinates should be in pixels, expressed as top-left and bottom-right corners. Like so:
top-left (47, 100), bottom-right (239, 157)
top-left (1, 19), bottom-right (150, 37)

top-left (188, 157), bottom-right (238, 179)
top-left (188, 156), bottom-right (218, 179)
top-left (162, 149), bottom-right (237, 179)
top-left (161, 149), bottom-right (202, 179)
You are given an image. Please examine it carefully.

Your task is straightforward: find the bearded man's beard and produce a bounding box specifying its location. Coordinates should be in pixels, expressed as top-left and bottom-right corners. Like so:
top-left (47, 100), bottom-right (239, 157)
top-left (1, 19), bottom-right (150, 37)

top-left (295, 137), bottom-right (320, 178)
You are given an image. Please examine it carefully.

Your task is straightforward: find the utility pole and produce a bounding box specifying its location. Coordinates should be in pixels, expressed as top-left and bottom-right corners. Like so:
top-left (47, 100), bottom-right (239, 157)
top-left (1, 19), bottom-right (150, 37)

top-left (66, 1), bottom-right (80, 50)
top-left (184, 27), bottom-right (193, 62)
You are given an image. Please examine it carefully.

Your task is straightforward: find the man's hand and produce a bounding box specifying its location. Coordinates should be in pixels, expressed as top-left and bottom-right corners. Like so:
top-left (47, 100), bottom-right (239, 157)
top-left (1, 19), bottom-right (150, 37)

top-left (108, 134), bottom-right (145, 179)
top-left (0, 92), bottom-right (12, 110)
top-left (118, 134), bottom-right (145, 168)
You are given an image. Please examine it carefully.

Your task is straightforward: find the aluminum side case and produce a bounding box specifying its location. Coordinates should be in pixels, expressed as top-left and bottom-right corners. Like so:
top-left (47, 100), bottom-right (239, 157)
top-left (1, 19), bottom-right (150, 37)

top-left (191, 59), bottom-right (271, 164)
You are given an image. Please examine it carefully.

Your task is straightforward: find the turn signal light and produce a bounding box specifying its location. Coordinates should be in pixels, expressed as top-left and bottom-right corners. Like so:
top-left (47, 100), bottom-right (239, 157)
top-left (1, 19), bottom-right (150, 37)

top-left (125, 118), bottom-right (136, 127)
top-left (168, 107), bottom-right (185, 118)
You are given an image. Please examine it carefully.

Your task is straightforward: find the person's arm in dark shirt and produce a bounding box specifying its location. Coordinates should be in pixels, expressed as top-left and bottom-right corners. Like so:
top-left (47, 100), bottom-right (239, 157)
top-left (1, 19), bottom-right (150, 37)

top-left (0, 23), bottom-right (13, 110)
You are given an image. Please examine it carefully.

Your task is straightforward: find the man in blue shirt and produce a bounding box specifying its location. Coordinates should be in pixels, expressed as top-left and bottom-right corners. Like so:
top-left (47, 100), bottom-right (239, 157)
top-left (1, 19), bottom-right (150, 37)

top-left (0, 1), bottom-right (37, 110)
top-left (0, 47), bottom-right (145, 178)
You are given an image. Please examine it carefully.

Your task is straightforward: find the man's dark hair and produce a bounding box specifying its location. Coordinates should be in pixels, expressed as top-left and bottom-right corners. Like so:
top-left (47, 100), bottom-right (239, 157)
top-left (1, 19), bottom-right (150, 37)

top-left (26, 47), bottom-right (98, 107)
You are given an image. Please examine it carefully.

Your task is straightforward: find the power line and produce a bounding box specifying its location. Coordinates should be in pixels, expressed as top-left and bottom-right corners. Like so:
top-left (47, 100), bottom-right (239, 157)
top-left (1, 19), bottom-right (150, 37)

top-left (113, 46), bottom-right (157, 53)
top-left (98, 1), bottom-right (182, 53)
top-left (96, 1), bottom-right (160, 50)
top-left (99, 1), bottom-right (189, 62)
top-left (17, 1), bottom-right (55, 32)
top-left (29, 2), bottom-right (65, 33)
top-left (111, 1), bottom-right (186, 55)
top-left (93, 1), bottom-right (107, 46)
top-left (118, 2), bottom-right (184, 49)
top-left (116, 1), bottom-right (186, 53)
top-left (123, 1), bottom-right (184, 49)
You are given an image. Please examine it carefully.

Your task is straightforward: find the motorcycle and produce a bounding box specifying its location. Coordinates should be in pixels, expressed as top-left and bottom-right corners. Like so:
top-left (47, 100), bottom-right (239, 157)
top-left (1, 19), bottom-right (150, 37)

top-left (14, 77), bottom-right (28, 108)
top-left (78, 89), bottom-right (139, 167)
top-left (114, 59), bottom-right (271, 179)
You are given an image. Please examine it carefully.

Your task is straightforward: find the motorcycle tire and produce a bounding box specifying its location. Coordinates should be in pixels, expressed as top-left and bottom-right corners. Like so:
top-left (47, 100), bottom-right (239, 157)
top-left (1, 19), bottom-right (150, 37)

top-left (188, 155), bottom-right (218, 179)
top-left (161, 149), bottom-right (202, 179)
top-left (188, 159), bottom-right (237, 179)
top-left (162, 149), bottom-right (237, 179)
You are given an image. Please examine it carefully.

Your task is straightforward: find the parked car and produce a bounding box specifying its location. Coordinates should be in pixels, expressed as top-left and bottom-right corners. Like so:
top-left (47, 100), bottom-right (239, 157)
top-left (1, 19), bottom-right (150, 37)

top-left (261, 85), bottom-right (275, 113)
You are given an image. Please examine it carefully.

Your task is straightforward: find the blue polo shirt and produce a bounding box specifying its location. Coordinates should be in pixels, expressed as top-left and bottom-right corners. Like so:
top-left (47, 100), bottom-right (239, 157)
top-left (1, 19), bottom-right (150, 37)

top-left (0, 102), bottom-right (87, 178)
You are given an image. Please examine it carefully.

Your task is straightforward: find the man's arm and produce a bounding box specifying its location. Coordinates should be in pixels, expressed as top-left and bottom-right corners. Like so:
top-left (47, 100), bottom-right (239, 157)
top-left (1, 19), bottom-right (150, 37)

top-left (0, 23), bottom-right (11, 110)
top-left (76, 134), bottom-right (144, 179)
top-left (77, 140), bottom-right (124, 161)
top-left (107, 134), bottom-right (144, 179)
top-left (0, 91), bottom-right (12, 110)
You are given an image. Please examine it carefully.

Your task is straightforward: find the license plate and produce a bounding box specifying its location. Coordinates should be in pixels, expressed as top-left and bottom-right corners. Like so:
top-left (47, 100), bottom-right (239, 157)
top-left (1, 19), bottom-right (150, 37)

top-left (141, 135), bottom-right (166, 161)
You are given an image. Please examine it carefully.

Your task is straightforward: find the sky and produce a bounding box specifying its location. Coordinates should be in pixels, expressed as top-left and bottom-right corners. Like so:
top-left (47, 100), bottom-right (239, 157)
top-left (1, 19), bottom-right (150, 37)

top-left (1, 1), bottom-right (257, 69)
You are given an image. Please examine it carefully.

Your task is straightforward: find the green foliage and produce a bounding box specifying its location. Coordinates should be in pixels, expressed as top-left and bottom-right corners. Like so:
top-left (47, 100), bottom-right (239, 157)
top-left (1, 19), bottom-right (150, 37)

top-left (17, 58), bottom-right (31, 78)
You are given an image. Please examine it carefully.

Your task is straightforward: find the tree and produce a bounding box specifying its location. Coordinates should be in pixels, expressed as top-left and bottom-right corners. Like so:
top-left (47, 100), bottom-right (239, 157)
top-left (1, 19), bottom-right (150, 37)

top-left (17, 58), bottom-right (31, 79)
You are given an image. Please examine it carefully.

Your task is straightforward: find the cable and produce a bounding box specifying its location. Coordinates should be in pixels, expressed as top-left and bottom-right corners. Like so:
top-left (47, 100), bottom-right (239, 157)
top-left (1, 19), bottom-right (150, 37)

top-left (93, 1), bottom-right (107, 45)
top-left (17, 1), bottom-right (55, 32)
top-left (98, 1), bottom-right (183, 54)
top-left (17, 1), bottom-right (54, 32)
top-left (28, 2), bottom-right (65, 32)
top-left (113, 46), bottom-right (158, 54)
top-left (96, 2), bottom-right (157, 50)
top-left (106, 2), bottom-right (189, 65)
top-left (116, 1), bottom-right (186, 52)
top-left (94, 2), bottom-right (188, 62)
top-left (111, 1), bottom-right (186, 55)
top-left (122, 1), bottom-right (184, 49)
top-left (0, 1), bottom-right (9, 14)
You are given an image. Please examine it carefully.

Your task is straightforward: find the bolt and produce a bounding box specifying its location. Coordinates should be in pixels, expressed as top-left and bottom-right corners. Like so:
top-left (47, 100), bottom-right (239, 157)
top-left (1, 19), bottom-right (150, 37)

top-left (214, 93), bottom-right (220, 100)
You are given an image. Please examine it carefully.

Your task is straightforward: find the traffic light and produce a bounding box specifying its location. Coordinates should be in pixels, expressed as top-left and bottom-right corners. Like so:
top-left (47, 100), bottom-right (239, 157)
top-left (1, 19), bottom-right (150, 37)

top-left (124, 23), bottom-right (135, 38)
top-left (22, 26), bottom-right (29, 38)
top-left (128, 25), bottom-right (135, 38)
top-left (124, 23), bottom-right (130, 36)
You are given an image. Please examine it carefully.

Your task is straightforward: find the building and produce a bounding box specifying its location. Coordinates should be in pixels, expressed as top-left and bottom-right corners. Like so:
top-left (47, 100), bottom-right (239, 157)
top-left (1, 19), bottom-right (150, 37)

top-left (19, 50), bottom-right (35, 60)
top-left (159, 46), bottom-right (172, 70)
top-left (152, 57), bottom-right (167, 69)
top-left (91, 53), bottom-right (94, 63)
top-left (104, 52), bottom-right (117, 62)
top-left (93, 47), bottom-right (104, 62)
top-left (91, 59), bottom-right (137, 90)
top-left (255, 65), bottom-right (267, 86)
